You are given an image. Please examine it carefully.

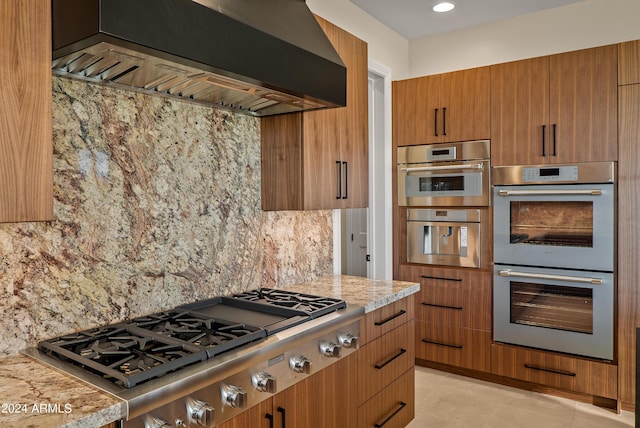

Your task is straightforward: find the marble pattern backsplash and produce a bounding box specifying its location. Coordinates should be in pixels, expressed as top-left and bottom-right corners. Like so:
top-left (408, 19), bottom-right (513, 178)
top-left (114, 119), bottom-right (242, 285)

top-left (0, 77), bottom-right (333, 356)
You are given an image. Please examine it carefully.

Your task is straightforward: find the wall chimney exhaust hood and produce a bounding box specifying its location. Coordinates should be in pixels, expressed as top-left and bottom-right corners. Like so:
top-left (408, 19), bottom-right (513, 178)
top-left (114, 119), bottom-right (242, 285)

top-left (52, 0), bottom-right (347, 116)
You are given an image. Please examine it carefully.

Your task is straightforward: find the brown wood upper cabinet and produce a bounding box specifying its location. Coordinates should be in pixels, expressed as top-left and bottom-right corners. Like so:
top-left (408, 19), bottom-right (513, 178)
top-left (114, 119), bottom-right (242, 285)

top-left (0, 0), bottom-right (53, 222)
top-left (491, 44), bottom-right (618, 166)
top-left (394, 67), bottom-right (490, 146)
top-left (261, 16), bottom-right (368, 210)
top-left (619, 40), bottom-right (640, 85)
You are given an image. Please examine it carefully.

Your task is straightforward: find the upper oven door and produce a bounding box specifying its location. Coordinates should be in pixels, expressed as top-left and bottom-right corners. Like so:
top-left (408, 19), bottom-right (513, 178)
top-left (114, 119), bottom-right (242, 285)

top-left (493, 183), bottom-right (615, 271)
top-left (398, 159), bottom-right (490, 206)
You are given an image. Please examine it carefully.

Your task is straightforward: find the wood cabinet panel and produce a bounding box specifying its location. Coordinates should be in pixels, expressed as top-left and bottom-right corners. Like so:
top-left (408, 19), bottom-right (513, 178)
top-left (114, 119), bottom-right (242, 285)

top-left (490, 44), bottom-right (617, 166)
top-left (273, 353), bottom-right (358, 428)
top-left (490, 56), bottom-right (549, 166)
top-left (549, 44), bottom-right (618, 163)
top-left (617, 83), bottom-right (640, 409)
top-left (261, 16), bottom-right (368, 210)
top-left (216, 399), bottom-right (273, 428)
top-left (491, 344), bottom-right (618, 399)
top-left (416, 321), bottom-right (491, 372)
top-left (358, 321), bottom-right (414, 405)
top-left (394, 68), bottom-right (490, 147)
top-left (619, 40), bottom-right (640, 85)
top-left (407, 266), bottom-right (492, 331)
top-left (0, 0), bottom-right (53, 222)
top-left (361, 296), bottom-right (414, 345)
top-left (357, 368), bottom-right (415, 428)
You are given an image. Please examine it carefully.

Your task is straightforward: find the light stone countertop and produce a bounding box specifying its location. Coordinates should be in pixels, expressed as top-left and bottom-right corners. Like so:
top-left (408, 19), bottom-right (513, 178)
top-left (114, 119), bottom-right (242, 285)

top-left (1, 275), bottom-right (417, 427)
top-left (0, 354), bottom-right (125, 428)
top-left (277, 274), bottom-right (420, 312)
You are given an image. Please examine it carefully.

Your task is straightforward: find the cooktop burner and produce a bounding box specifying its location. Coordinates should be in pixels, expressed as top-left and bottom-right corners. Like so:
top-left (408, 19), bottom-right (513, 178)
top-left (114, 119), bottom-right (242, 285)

top-left (38, 325), bottom-right (208, 388)
top-left (232, 288), bottom-right (346, 318)
top-left (36, 288), bottom-right (347, 389)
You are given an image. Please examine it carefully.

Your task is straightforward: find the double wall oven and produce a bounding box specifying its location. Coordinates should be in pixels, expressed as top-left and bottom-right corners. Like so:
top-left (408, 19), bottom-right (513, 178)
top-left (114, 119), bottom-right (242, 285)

top-left (492, 162), bottom-right (615, 360)
top-left (398, 140), bottom-right (490, 269)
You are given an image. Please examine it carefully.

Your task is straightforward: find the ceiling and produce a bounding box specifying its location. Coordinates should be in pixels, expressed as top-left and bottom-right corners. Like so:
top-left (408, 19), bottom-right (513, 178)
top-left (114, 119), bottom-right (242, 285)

top-left (349, 0), bottom-right (585, 40)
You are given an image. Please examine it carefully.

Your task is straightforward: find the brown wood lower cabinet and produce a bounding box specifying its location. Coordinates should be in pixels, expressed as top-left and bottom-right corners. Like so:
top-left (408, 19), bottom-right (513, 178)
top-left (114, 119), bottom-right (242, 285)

top-left (491, 344), bottom-right (618, 399)
top-left (357, 368), bottom-right (415, 428)
top-left (416, 321), bottom-right (491, 372)
top-left (218, 353), bottom-right (358, 428)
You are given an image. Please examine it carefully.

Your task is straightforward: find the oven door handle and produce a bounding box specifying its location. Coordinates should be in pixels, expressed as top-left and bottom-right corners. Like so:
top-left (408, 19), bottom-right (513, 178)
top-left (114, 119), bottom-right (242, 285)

top-left (497, 189), bottom-right (603, 196)
top-left (498, 270), bottom-right (603, 285)
top-left (400, 163), bottom-right (484, 173)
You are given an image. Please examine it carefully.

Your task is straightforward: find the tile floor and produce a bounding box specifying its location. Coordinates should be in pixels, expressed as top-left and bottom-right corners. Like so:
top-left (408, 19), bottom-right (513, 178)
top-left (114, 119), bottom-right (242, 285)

top-left (408, 366), bottom-right (635, 427)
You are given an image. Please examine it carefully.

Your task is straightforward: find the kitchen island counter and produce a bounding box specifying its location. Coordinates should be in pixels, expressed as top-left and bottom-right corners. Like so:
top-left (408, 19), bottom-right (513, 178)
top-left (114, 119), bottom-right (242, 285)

top-left (278, 274), bottom-right (420, 312)
top-left (0, 354), bottom-right (125, 428)
top-left (4, 275), bottom-right (417, 427)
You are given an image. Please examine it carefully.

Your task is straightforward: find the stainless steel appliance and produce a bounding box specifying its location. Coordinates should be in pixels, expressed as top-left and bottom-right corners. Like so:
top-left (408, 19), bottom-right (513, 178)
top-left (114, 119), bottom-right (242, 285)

top-left (492, 162), bottom-right (616, 360)
top-left (24, 288), bottom-right (360, 427)
top-left (397, 140), bottom-right (490, 207)
top-left (51, 0), bottom-right (346, 116)
top-left (493, 162), bottom-right (615, 272)
top-left (407, 208), bottom-right (481, 268)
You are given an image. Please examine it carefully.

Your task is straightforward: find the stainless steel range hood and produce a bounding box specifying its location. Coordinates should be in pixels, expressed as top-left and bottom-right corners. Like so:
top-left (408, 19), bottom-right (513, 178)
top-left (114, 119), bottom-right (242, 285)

top-left (52, 0), bottom-right (347, 116)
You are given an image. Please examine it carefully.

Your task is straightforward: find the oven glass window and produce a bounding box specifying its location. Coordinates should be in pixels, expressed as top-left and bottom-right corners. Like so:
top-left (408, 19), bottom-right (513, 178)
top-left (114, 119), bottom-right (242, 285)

top-left (419, 176), bottom-right (464, 192)
top-left (510, 281), bottom-right (593, 334)
top-left (509, 201), bottom-right (593, 247)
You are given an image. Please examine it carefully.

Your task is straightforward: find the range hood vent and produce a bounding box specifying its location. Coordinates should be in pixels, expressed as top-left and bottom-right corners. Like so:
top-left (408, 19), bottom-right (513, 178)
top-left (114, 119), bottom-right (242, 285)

top-left (52, 0), bottom-right (347, 116)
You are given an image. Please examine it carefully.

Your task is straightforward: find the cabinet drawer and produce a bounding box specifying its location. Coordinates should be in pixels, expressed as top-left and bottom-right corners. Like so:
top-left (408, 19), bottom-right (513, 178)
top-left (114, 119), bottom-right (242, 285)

top-left (416, 321), bottom-right (491, 372)
top-left (362, 296), bottom-right (414, 345)
top-left (416, 271), bottom-right (491, 331)
top-left (358, 368), bottom-right (415, 428)
top-left (491, 344), bottom-right (618, 399)
top-left (358, 321), bottom-right (415, 405)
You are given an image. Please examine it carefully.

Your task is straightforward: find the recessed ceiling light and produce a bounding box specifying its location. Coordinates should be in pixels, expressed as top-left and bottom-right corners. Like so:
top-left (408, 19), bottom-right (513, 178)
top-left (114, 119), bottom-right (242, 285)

top-left (432, 2), bottom-right (455, 13)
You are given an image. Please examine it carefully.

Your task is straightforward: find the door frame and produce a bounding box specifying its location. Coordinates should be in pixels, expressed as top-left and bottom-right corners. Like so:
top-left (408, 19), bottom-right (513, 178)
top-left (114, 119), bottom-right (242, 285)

top-left (333, 59), bottom-right (393, 280)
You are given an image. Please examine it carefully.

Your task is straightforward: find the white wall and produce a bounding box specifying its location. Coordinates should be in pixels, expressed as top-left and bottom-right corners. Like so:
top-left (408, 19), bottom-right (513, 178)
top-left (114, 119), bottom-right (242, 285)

top-left (307, 0), bottom-right (410, 79)
top-left (409, 0), bottom-right (640, 77)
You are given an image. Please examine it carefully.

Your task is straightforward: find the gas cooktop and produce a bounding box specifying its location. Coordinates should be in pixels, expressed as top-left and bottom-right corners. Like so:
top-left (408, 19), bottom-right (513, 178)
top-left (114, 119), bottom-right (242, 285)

top-left (35, 288), bottom-right (347, 389)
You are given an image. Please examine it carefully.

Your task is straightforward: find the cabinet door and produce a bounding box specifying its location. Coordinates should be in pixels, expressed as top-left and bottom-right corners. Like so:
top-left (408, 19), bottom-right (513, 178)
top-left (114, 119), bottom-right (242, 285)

top-left (0, 0), bottom-right (53, 222)
top-left (549, 45), bottom-right (618, 163)
top-left (619, 40), bottom-right (640, 85)
top-left (440, 67), bottom-right (490, 144)
top-left (394, 75), bottom-right (441, 146)
top-left (490, 56), bottom-right (550, 166)
top-left (216, 399), bottom-right (273, 428)
top-left (273, 353), bottom-right (358, 428)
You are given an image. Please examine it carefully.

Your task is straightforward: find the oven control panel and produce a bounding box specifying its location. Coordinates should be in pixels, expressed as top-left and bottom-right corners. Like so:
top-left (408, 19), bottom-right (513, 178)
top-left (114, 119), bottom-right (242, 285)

top-left (521, 165), bottom-right (578, 182)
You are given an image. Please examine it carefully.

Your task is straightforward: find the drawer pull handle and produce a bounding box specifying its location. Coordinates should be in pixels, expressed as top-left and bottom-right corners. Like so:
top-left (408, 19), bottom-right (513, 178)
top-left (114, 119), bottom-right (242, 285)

top-left (524, 364), bottom-right (576, 377)
top-left (422, 339), bottom-right (463, 349)
top-left (421, 302), bottom-right (463, 311)
top-left (277, 406), bottom-right (286, 428)
top-left (421, 275), bottom-right (462, 282)
top-left (374, 309), bottom-right (407, 326)
top-left (375, 401), bottom-right (407, 428)
top-left (375, 348), bottom-right (407, 370)
top-left (265, 413), bottom-right (274, 428)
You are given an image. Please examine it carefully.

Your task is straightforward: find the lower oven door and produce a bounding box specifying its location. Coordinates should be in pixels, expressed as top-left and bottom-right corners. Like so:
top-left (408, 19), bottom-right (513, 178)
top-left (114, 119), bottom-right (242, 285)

top-left (493, 264), bottom-right (614, 360)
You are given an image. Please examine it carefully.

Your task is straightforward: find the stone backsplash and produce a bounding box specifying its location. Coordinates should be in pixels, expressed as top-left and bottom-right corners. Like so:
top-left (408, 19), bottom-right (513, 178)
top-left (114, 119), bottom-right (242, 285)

top-left (0, 77), bottom-right (333, 356)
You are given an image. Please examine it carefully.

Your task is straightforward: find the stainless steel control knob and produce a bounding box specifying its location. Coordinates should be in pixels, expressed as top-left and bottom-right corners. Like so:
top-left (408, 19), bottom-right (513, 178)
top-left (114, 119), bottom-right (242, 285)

top-left (252, 371), bottom-right (277, 393)
top-left (338, 333), bottom-right (359, 349)
top-left (144, 415), bottom-right (173, 428)
top-left (186, 398), bottom-right (215, 427)
top-left (221, 384), bottom-right (247, 409)
top-left (289, 354), bottom-right (312, 374)
top-left (319, 341), bottom-right (341, 358)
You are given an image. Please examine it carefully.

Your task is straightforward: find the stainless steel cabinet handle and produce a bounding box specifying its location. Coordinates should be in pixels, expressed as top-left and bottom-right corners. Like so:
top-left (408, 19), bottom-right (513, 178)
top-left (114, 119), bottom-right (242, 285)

top-left (497, 189), bottom-right (603, 196)
top-left (498, 270), bottom-right (603, 284)
top-left (400, 163), bottom-right (483, 173)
